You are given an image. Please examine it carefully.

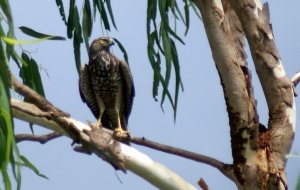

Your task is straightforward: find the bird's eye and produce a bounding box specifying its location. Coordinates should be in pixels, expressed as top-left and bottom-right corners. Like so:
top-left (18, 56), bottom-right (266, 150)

top-left (99, 40), bottom-right (104, 44)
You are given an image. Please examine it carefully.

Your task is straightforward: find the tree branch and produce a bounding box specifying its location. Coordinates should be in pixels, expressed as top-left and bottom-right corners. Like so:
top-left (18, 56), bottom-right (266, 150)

top-left (228, 0), bottom-right (296, 188)
top-left (130, 136), bottom-right (234, 180)
top-left (291, 71), bottom-right (300, 88)
top-left (192, 0), bottom-right (259, 186)
top-left (10, 77), bottom-right (200, 190)
top-left (15, 132), bottom-right (62, 144)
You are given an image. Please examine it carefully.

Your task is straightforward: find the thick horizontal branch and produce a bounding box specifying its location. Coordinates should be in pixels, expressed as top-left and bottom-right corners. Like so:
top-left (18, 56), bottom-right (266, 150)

top-left (11, 98), bottom-right (198, 190)
top-left (11, 98), bottom-right (234, 182)
top-left (15, 132), bottom-right (62, 144)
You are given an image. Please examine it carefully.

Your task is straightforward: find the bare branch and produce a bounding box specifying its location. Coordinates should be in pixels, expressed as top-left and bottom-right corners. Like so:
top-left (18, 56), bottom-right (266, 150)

top-left (291, 71), bottom-right (300, 87)
top-left (15, 132), bottom-right (62, 144)
top-left (11, 98), bottom-right (198, 190)
top-left (130, 136), bottom-right (234, 180)
top-left (198, 178), bottom-right (209, 190)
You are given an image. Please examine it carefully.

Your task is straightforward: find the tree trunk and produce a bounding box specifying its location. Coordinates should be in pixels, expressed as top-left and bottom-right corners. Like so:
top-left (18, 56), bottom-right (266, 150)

top-left (192, 0), bottom-right (296, 189)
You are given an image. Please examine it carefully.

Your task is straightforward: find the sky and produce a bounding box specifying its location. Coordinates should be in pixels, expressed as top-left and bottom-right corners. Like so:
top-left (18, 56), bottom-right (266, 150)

top-left (6, 0), bottom-right (300, 189)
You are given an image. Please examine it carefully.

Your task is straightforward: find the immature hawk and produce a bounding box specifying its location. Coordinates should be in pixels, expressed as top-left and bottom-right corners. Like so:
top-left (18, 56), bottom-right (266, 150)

top-left (79, 37), bottom-right (135, 139)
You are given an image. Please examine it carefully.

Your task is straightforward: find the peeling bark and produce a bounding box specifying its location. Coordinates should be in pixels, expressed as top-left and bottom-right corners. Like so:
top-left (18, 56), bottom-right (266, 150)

top-left (192, 0), bottom-right (296, 189)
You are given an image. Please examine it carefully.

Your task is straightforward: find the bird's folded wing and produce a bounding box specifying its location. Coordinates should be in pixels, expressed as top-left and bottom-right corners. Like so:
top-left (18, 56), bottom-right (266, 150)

top-left (79, 64), bottom-right (100, 119)
top-left (119, 60), bottom-right (135, 120)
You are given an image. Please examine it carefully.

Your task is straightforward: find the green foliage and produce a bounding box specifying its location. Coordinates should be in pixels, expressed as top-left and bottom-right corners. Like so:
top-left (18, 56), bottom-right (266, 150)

top-left (296, 173), bottom-right (300, 190)
top-left (19, 52), bottom-right (45, 98)
top-left (146, 0), bottom-right (197, 118)
top-left (0, 0), bottom-right (201, 188)
top-left (20, 155), bottom-right (48, 180)
top-left (19, 26), bottom-right (66, 41)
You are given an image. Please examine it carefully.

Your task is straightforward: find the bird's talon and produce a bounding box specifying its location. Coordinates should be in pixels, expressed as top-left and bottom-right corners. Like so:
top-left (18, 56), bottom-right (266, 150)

top-left (113, 130), bottom-right (130, 140)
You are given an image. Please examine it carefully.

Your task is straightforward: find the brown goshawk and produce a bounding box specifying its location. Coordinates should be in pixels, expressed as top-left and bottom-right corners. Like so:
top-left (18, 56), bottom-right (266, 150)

top-left (79, 37), bottom-right (135, 141)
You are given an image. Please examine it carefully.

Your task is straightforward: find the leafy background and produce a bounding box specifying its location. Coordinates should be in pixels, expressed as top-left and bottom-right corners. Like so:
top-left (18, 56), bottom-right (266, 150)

top-left (0, 0), bottom-right (299, 189)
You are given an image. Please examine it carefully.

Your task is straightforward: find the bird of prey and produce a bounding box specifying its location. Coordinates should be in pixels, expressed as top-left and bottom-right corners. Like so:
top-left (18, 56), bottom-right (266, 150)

top-left (79, 37), bottom-right (135, 140)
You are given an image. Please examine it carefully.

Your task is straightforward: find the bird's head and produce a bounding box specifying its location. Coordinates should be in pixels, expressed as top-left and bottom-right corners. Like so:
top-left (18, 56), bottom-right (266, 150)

top-left (89, 37), bottom-right (114, 58)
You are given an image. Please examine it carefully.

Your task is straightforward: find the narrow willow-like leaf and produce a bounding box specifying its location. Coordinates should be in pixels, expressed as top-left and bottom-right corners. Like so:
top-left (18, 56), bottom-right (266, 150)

top-left (55, 0), bottom-right (67, 25)
top-left (0, 0), bottom-right (13, 22)
top-left (19, 26), bottom-right (66, 40)
top-left (67, 0), bottom-right (75, 38)
top-left (105, 0), bottom-right (117, 29)
top-left (0, 23), bottom-right (10, 86)
top-left (10, 49), bottom-right (22, 68)
top-left (183, 0), bottom-right (190, 36)
top-left (20, 155), bottom-right (48, 179)
top-left (161, 29), bottom-right (172, 107)
top-left (157, 73), bottom-right (175, 110)
top-left (147, 32), bottom-right (159, 101)
top-left (189, 0), bottom-right (202, 21)
top-left (170, 39), bottom-right (183, 120)
top-left (82, 0), bottom-right (93, 53)
top-left (113, 38), bottom-right (128, 63)
top-left (20, 52), bottom-right (45, 97)
top-left (95, 0), bottom-right (110, 31)
top-left (173, 2), bottom-right (185, 24)
top-left (10, 142), bottom-right (22, 190)
top-left (1, 36), bottom-right (52, 45)
top-left (73, 6), bottom-right (82, 74)
top-left (1, 163), bottom-right (12, 190)
top-left (296, 174), bottom-right (300, 190)
top-left (0, 73), bottom-right (13, 190)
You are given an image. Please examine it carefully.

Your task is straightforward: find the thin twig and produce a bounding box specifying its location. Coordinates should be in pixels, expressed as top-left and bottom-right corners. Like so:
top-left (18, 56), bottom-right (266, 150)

top-left (198, 178), bottom-right (209, 190)
top-left (15, 132), bottom-right (62, 144)
top-left (130, 136), bottom-right (233, 179)
top-left (291, 71), bottom-right (300, 87)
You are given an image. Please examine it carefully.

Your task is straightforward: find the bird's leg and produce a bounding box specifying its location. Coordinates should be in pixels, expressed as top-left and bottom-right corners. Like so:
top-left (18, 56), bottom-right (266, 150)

top-left (113, 115), bottom-right (129, 139)
top-left (96, 99), bottom-right (105, 128)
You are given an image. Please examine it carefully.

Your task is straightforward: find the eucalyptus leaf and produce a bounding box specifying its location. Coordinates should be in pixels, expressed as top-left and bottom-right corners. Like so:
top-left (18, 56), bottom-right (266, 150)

top-left (82, 0), bottom-right (93, 53)
top-left (20, 155), bottom-right (48, 179)
top-left (113, 38), bottom-right (128, 63)
top-left (105, 0), bottom-right (117, 29)
top-left (19, 26), bottom-right (66, 40)
top-left (20, 52), bottom-right (45, 98)
top-left (55, 0), bottom-right (67, 25)
top-left (67, 0), bottom-right (75, 38)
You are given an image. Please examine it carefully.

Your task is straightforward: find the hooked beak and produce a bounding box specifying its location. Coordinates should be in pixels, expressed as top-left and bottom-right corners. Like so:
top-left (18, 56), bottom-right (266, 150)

top-left (109, 38), bottom-right (115, 46)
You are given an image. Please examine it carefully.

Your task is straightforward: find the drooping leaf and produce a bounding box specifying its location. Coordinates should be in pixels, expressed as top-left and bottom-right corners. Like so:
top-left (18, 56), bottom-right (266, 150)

top-left (73, 6), bottom-right (82, 74)
top-left (147, 32), bottom-right (159, 101)
top-left (296, 173), bottom-right (300, 190)
top-left (55, 0), bottom-right (67, 25)
top-left (1, 163), bottom-right (12, 190)
top-left (10, 49), bottom-right (22, 68)
top-left (10, 141), bottom-right (22, 190)
top-left (0, 23), bottom-right (10, 86)
top-left (170, 39), bottom-right (183, 120)
top-left (95, 0), bottom-right (110, 31)
top-left (82, 0), bottom-right (93, 53)
top-left (183, 0), bottom-right (190, 36)
top-left (1, 36), bottom-right (54, 45)
top-left (19, 26), bottom-right (66, 41)
top-left (189, 0), bottom-right (202, 21)
top-left (160, 29), bottom-right (172, 107)
top-left (19, 52), bottom-right (45, 97)
top-left (67, 0), bottom-right (75, 38)
top-left (0, 70), bottom-right (13, 190)
top-left (105, 0), bottom-right (117, 29)
top-left (20, 155), bottom-right (48, 179)
top-left (113, 38), bottom-right (128, 63)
